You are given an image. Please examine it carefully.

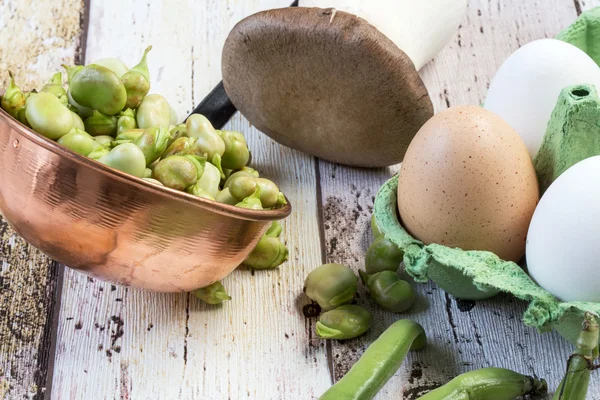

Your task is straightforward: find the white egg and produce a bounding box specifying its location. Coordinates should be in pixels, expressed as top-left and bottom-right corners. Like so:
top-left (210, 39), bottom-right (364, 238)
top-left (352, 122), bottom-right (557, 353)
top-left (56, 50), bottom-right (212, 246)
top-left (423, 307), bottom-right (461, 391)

top-left (526, 156), bottom-right (600, 302)
top-left (297, 0), bottom-right (467, 70)
top-left (484, 39), bottom-right (600, 158)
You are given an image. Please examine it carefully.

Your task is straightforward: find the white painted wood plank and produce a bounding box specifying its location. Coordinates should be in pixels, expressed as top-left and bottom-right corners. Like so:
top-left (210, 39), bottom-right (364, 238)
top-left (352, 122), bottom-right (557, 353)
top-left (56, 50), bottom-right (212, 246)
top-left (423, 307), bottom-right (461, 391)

top-left (0, 1), bottom-right (85, 398)
top-left (321, 0), bottom-right (600, 398)
top-left (52, 1), bottom-right (330, 399)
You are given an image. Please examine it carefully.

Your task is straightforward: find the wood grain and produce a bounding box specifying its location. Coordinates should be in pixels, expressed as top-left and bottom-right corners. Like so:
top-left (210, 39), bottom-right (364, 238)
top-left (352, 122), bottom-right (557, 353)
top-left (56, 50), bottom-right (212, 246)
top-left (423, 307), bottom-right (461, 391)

top-left (0, 1), bottom-right (85, 398)
top-left (320, 0), bottom-right (600, 398)
top-left (51, 1), bottom-right (330, 398)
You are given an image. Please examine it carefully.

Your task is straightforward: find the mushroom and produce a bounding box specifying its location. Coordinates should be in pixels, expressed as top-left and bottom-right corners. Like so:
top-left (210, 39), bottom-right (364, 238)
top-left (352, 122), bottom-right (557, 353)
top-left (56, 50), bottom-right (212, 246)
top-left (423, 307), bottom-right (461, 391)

top-left (222, 7), bottom-right (434, 167)
top-left (298, 0), bottom-right (467, 70)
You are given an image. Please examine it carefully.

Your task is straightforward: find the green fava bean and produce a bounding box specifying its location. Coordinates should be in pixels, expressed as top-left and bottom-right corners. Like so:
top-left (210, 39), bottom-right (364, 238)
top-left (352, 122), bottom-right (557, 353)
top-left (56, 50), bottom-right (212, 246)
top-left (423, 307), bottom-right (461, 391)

top-left (167, 124), bottom-right (187, 148)
top-left (187, 160), bottom-right (221, 198)
top-left (223, 168), bottom-right (260, 188)
top-left (1, 71), bottom-right (26, 118)
top-left (304, 264), bottom-right (358, 311)
top-left (94, 135), bottom-right (114, 148)
top-left (122, 46), bottom-right (152, 109)
top-left (26, 92), bottom-right (73, 140)
top-left (91, 58), bottom-right (129, 78)
top-left (117, 108), bottom-right (137, 134)
top-left (143, 168), bottom-right (152, 178)
top-left (359, 271), bottom-right (415, 313)
top-left (57, 128), bottom-right (103, 156)
top-left (215, 188), bottom-right (238, 205)
top-left (162, 137), bottom-right (205, 159)
top-left (186, 114), bottom-right (225, 160)
top-left (229, 177), bottom-right (281, 208)
top-left (316, 305), bottom-right (373, 340)
top-left (152, 155), bottom-right (204, 190)
top-left (133, 126), bottom-right (171, 166)
top-left (243, 235), bottom-right (289, 270)
top-left (136, 93), bottom-right (171, 129)
top-left (69, 64), bottom-right (127, 115)
top-left (265, 221), bottom-right (283, 238)
top-left (84, 110), bottom-right (118, 137)
top-left (71, 111), bottom-right (85, 130)
top-left (115, 128), bottom-right (145, 143)
top-left (365, 236), bottom-right (404, 274)
top-left (64, 65), bottom-right (93, 119)
top-left (371, 215), bottom-right (383, 239)
top-left (143, 178), bottom-right (164, 186)
top-left (192, 281), bottom-right (231, 305)
top-left (87, 146), bottom-right (110, 160)
top-left (235, 187), bottom-right (263, 210)
top-left (219, 130), bottom-right (250, 170)
top-left (97, 143), bottom-right (147, 178)
top-left (40, 72), bottom-right (68, 106)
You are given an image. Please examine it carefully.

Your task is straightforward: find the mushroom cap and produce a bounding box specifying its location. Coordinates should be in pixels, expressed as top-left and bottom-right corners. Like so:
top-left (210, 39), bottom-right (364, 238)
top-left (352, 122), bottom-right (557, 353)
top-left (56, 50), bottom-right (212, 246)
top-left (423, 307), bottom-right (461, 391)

top-left (222, 7), bottom-right (433, 168)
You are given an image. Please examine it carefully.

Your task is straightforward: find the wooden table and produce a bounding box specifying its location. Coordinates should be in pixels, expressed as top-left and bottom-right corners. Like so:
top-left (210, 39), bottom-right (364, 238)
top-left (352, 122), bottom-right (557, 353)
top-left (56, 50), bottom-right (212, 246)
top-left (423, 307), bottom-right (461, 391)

top-left (1, 0), bottom-right (599, 398)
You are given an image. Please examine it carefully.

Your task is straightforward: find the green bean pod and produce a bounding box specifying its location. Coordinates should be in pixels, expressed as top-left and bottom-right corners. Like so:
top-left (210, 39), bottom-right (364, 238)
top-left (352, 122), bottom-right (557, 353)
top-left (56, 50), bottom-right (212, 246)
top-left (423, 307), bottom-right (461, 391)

top-left (304, 264), bottom-right (358, 311)
top-left (243, 235), bottom-right (288, 269)
top-left (40, 72), bottom-right (68, 106)
top-left (152, 154), bottom-right (205, 190)
top-left (553, 312), bottom-right (599, 400)
top-left (91, 57), bottom-right (129, 77)
top-left (117, 108), bottom-right (137, 134)
top-left (122, 46), bottom-right (152, 109)
top-left (319, 320), bottom-right (426, 400)
top-left (365, 236), bottom-right (404, 274)
top-left (1, 71), bottom-right (26, 118)
top-left (418, 368), bottom-right (547, 400)
top-left (219, 130), bottom-right (250, 170)
top-left (192, 281), bottom-right (231, 305)
top-left (97, 143), bottom-right (147, 178)
top-left (316, 305), bottom-right (373, 340)
top-left (186, 161), bottom-right (221, 199)
top-left (185, 114), bottom-right (225, 160)
top-left (359, 270), bottom-right (415, 313)
top-left (235, 187), bottom-right (263, 210)
top-left (215, 188), bottom-right (238, 205)
top-left (57, 128), bottom-right (104, 156)
top-left (133, 126), bottom-right (171, 166)
top-left (25, 92), bottom-right (73, 140)
top-left (84, 110), bottom-right (118, 137)
top-left (136, 93), bottom-right (172, 129)
top-left (69, 64), bottom-right (127, 115)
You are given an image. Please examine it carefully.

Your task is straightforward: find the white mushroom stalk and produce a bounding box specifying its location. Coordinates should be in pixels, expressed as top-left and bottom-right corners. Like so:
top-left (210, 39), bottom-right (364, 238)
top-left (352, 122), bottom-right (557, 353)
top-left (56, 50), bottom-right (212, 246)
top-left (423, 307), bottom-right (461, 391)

top-left (298, 0), bottom-right (467, 70)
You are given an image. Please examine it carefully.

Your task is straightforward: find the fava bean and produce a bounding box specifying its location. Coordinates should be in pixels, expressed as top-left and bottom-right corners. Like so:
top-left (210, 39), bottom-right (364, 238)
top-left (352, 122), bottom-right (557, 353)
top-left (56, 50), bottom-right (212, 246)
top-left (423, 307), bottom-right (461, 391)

top-left (136, 93), bottom-right (171, 129)
top-left (97, 143), bottom-right (147, 178)
top-left (316, 305), bottom-right (373, 340)
top-left (69, 64), bottom-right (127, 115)
top-left (122, 46), bottom-right (152, 109)
top-left (25, 92), bottom-right (73, 140)
top-left (304, 264), bottom-right (357, 311)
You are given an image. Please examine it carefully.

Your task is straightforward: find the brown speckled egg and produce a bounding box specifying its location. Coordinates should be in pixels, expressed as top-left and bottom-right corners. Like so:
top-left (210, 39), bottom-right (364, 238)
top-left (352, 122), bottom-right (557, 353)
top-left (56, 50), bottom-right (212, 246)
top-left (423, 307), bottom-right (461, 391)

top-left (397, 106), bottom-right (539, 262)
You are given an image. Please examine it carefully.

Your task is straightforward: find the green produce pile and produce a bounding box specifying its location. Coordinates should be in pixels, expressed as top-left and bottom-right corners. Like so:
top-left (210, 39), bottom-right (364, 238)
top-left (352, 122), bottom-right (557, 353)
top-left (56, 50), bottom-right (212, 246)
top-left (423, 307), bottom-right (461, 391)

top-left (0, 47), bottom-right (287, 211)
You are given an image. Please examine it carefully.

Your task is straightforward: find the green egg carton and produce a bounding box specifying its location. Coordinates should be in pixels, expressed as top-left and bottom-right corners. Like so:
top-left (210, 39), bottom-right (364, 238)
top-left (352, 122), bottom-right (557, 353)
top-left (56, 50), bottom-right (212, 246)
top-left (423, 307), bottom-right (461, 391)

top-left (371, 7), bottom-right (600, 344)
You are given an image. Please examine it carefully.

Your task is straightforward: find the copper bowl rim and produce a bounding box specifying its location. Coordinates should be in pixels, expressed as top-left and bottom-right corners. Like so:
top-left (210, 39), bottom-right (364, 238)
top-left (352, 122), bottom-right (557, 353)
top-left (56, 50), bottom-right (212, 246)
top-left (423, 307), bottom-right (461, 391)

top-left (0, 107), bottom-right (292, 222)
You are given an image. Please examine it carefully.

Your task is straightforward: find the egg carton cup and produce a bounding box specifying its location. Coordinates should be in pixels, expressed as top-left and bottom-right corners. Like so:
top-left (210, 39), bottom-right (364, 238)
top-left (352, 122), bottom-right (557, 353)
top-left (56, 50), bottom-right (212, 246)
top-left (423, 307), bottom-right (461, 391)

top-left (373, 175), bottom-right (600, 344)
top-left (371, 7), bottom-right (600, 344)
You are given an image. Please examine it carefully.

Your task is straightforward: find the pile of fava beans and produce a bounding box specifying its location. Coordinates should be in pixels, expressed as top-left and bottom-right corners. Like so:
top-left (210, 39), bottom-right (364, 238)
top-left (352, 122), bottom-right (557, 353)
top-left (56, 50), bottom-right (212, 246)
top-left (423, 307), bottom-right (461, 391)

top-left (0, 46), bottom-right (287, 211)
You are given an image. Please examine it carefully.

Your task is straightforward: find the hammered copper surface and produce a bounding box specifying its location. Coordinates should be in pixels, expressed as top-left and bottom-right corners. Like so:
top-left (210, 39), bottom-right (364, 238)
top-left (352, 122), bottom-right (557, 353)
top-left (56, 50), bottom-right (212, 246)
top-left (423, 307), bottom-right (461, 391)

top-left (0, 108), bottom-right (291, 292)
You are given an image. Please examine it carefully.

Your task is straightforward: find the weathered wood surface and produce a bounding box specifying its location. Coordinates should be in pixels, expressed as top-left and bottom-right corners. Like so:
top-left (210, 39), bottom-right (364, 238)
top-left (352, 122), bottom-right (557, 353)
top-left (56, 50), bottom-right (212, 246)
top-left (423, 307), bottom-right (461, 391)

top-left (0, 1), bottom-right (85, 398)
top-left (51, 1), bottom-right (331, 399)
top-left (2, 0), bottom-right (600, 399)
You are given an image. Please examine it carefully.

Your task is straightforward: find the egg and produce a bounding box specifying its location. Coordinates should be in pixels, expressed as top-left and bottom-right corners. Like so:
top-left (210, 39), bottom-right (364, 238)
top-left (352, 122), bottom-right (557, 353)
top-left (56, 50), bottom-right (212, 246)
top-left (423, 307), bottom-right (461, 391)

top-left (398, 106), bottom-right (539, 262)
top-left (484, 39), bottom-right (600, 158)
top-left (526, 156), bottom-right (600, 302)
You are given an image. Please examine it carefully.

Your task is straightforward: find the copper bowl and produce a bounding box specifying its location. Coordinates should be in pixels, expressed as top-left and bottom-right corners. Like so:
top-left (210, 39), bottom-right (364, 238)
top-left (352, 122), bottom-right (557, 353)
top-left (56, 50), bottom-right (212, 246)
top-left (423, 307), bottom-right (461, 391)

top-left (0, 108), bottom-right (291, 292)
